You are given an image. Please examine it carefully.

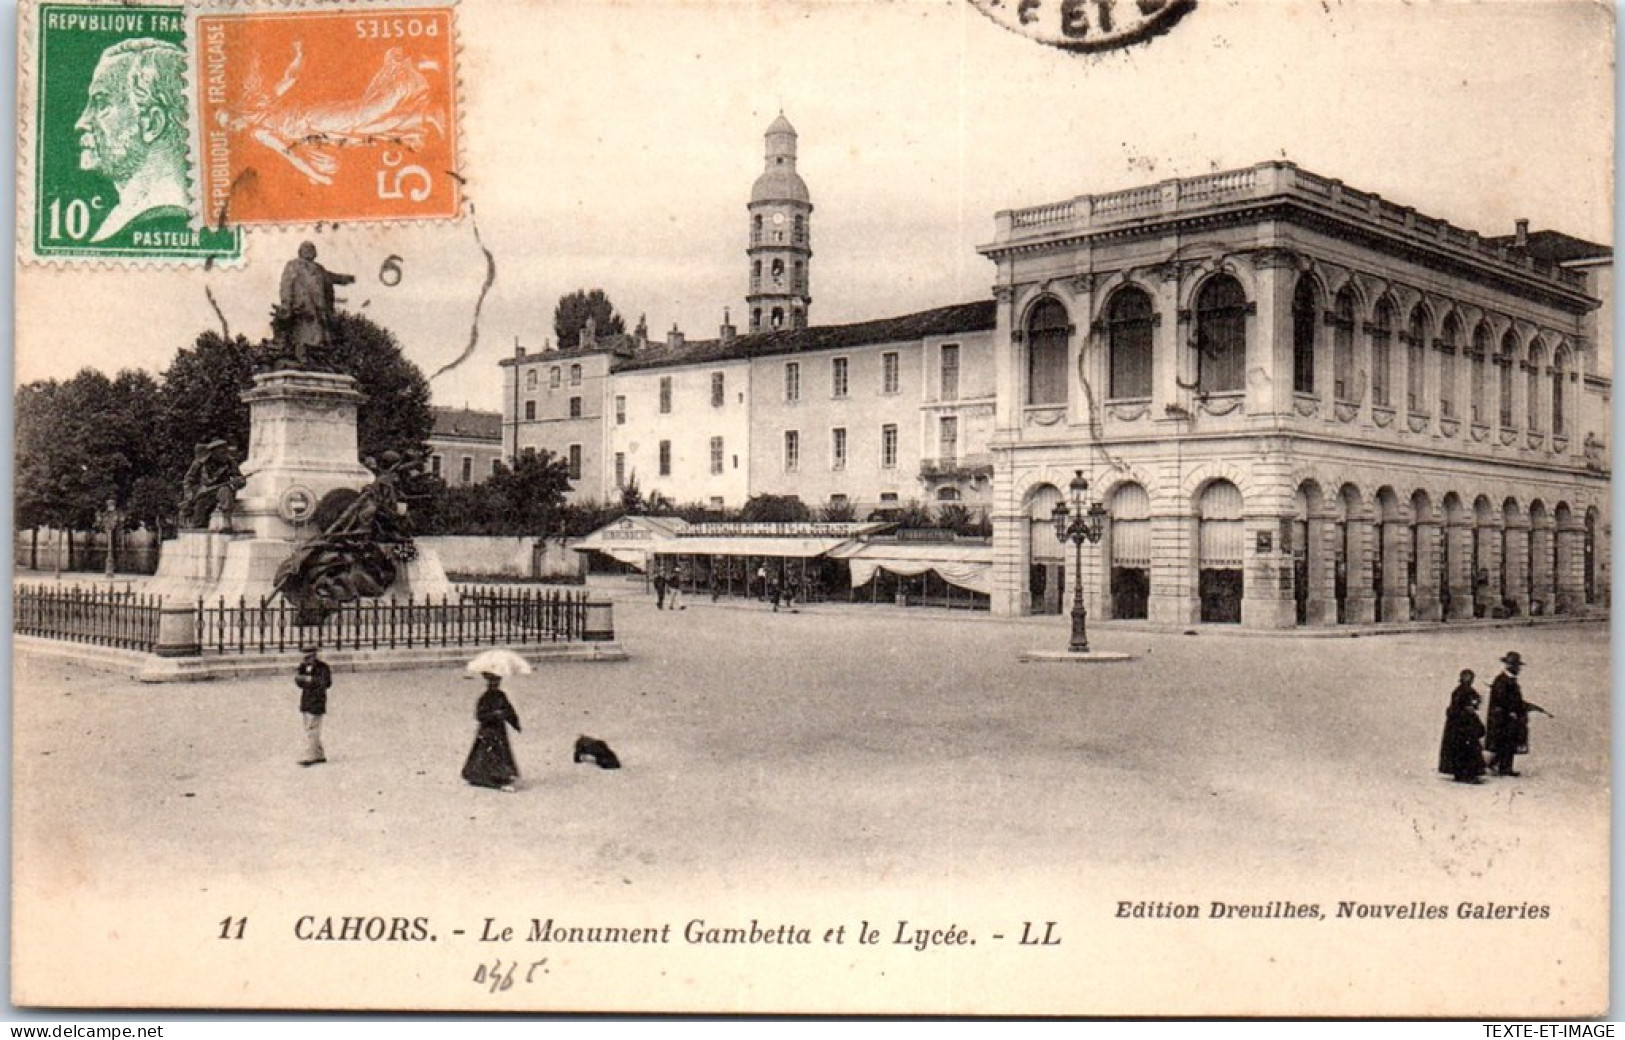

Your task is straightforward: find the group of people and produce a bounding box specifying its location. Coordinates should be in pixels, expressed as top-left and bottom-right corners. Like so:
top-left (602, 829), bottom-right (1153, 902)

top-left (1438, 651), bottom-right (1552, 784)
top-left (650, 564), bottom-right (799, 611)
top-left (651, 567), bottom-right (686, 610)
top-left (293, 644), bottom-right (524, 792)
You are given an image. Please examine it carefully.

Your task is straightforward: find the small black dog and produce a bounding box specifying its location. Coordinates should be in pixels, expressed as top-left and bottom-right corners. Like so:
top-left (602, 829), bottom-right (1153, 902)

top-left (573, 735), bottom-right (622, 770)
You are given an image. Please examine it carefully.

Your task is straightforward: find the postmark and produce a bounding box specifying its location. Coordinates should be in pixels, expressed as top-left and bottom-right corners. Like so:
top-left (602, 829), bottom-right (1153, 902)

top-left (190, 3), bottom-right (462, 227)
top-left (21, 2), bottom-right (242, 263)
top-left (967, 0), bottom-right (1196, 54)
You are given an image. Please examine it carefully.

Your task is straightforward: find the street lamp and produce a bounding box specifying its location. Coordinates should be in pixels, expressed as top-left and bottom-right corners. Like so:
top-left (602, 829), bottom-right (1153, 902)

top-left (96, 497), bottom-right (124, 581)
top-left (1051, 470), bottom-right (1108, 653)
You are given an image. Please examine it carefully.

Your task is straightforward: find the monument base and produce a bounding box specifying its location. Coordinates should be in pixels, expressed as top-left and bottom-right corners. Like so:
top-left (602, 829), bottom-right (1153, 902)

top-left (148, 531), bottom-right (459, 606)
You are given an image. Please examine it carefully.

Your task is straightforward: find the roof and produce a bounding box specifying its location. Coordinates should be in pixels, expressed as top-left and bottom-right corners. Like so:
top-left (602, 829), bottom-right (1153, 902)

top-left (751, 166), bottom-right (811, 204)
top-left (614, 300), bottom-right (997, 373)
top-left (1484, 230), bottom-right (1612, 265)
top-left (498, 335), bottom-right (638, 368)
top-left (430, 407), bottom-right (502, 442)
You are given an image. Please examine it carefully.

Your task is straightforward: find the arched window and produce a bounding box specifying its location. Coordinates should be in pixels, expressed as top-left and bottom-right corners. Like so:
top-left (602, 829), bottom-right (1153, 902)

top-left (1025, 297), bottom-right (1070, 406)
top-left (549, 366), bottom-right (561, 389)
top-left (1291, 277), bottom-right (1317, 394)
top-left (1106, 287), bottom-right (1154, 400)
top-left (1470, 322), bottom-right (1491, 424)
top-left (1527, 341), bottom-right (1545, 432)
top-left (752, 259), bottom-right (761, 281)
top-left (793, 214), bottom-right (806, 244)
top-left (1438, 314), bottom-right (1461, 419)
top-left (770, 258), bottom-right (784, 280)
top-left (1332, 287), bottom-right (1356, 402)
top-left (1407, 305), bottom-right (1428, 412)
top-left (1371, 298), bottom-right (1394, 407)
top-left (752, 214), bottom-right (762, 238)
top-left (1499, 330), bottom-right (1518, 428)
top-left (793, 261), bottom-right (804, 292)
top-left (1552, 347), bottom-right (1569, 437)
top-left (525, 370), bottom-right (538, 390)
top-left (1196, 276), bottom-right (1248, 393)
top-left (771, 307), bottom-right (785, 330)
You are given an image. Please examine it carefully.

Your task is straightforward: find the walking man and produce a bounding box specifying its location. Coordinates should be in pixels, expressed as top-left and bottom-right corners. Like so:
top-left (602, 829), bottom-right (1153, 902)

top-left (1486, 650), bottom-right (1548, 777)
top-left (296, 641), bottom-right (332, 766)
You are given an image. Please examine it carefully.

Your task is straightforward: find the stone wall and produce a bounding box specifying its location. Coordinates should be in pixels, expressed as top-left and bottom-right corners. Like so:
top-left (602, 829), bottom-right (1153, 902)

top-left (416, 535), bottom-right (586, 581)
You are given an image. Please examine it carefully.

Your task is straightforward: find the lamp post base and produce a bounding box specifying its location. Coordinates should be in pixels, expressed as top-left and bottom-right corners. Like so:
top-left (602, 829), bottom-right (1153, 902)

top-left (1068, 604), bottom-right (1090, 653)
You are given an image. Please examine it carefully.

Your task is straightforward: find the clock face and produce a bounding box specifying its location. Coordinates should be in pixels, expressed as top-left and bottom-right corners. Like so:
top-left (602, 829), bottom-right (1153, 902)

top-left (771, 212), bottom-right (785, 226)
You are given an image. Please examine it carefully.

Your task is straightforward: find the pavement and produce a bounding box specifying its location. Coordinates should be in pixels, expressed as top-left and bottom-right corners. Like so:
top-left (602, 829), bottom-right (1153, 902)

top-left (8, 584), bottom-right (1612, 1016)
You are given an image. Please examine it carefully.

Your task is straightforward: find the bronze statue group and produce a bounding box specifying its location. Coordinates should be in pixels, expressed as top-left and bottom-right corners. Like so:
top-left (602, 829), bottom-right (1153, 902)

top-left (1438, 651), bottom-right (1552, 785)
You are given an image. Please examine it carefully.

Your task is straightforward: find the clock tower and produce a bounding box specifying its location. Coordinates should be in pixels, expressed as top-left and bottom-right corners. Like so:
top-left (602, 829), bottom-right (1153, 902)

top-left (747, 113), bottom-right (812, 333)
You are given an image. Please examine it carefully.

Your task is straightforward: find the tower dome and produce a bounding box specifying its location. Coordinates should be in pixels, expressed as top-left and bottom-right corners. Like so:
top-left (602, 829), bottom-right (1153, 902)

top-left (751, 113), bottom-right (810, 204)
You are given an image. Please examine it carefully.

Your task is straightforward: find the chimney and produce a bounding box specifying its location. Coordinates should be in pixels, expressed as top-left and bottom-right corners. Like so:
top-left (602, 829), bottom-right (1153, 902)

top-left (667, 323), bottom-right (685, 350)
top-left (513, 335), bottom-right (525, 360)
top-left (1515, 219), bottom-right (1529, 248)
top-left (720, 307), bottom-right (736, 344)
top-left (634, 313), bottom-right (649, 348)
top-left (581, 315), bottom-right (597, 349)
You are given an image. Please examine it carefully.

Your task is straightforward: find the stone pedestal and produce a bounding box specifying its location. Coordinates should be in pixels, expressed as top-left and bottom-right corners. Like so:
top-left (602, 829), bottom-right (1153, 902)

top-left (239, 369), bottom-right (376, 540)
top-left (151, 367), bottom-right (456, 608)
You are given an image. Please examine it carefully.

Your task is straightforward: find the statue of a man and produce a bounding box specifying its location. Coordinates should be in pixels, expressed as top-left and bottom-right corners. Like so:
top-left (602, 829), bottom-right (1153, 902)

top-left (278, 241), bottom-right (355, 366)
top-left (181, 440), bottom-right (246, 530)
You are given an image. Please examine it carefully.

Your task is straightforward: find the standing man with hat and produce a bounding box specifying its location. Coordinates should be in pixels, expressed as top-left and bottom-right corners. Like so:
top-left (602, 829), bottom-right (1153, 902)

top-left (296, 641), bottom-right (332, 766)
top-left (1486, 651), bottom-right (1550, 777)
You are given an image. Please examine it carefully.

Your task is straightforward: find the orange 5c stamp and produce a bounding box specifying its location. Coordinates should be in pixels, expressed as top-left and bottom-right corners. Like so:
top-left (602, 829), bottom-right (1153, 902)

top-left (192, 5), bottom-right (460, 226)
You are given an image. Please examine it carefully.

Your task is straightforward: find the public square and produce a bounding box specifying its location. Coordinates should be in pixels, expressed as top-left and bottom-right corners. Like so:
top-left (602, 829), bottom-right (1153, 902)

top-left (11, 581), bottom-right (1612, 1015)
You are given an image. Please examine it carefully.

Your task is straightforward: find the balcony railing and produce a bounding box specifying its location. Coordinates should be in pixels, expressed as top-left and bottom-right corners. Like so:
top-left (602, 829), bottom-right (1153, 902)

top-left (995, 161), bottom-right (1591, 293)
top-left (919, 454), bottom-right (994, 480)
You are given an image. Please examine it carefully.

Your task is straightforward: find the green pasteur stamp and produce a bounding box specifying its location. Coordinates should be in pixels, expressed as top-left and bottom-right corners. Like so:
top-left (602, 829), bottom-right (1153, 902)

top-left (27, 3), bottom-right (241, 261)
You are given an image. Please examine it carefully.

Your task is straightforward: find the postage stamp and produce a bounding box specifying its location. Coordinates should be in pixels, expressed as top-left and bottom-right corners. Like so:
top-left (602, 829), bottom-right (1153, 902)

top-left (21, 2), bottom-right (242, 262)
top-left (190, 4), bottom-right (462, 227)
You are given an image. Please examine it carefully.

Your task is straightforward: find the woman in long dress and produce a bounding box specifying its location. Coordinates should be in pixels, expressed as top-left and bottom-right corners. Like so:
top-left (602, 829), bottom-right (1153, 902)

top-left (1437, 670), bottom-right (1487, 784)
top-left (462, 672), bottom-right (521, 791)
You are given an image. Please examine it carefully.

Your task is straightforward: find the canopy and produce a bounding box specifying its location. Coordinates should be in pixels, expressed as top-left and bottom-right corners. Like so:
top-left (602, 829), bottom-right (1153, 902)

top-left (571, 516), bottom-right (689, 567)
top-left (828, 541), bottom-right (993, 595)
top-left (655, 536), bottom-right (852, 559)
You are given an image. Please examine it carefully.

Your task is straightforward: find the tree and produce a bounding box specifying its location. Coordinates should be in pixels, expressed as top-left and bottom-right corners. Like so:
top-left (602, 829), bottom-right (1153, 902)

top-left (15, 369), bottom-right (163, 534)
top-left (739, 493), bottom-right (810, 523)
top-left (325, 313), bottom-right (434, 462)
top-left (155, 331), bottom-right (257, 492)
top-left (817, 498), bottom-right (857, 523)
top-left (553, 289), bottom-right (625, 348)
top-left (486, 449), bottom-right (574, 536)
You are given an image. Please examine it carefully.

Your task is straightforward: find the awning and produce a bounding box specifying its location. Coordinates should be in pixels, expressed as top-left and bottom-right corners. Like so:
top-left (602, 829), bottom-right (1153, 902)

top-left (655, 536), bottom-right (851, 558)
top-left (570, 516), bottom-right (689, 568)
top-left (827, 542), bottom-right (993, 595)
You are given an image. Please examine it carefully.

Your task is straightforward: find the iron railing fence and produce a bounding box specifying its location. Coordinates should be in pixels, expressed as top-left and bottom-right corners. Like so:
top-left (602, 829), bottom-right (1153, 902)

top-left (15, 584), bottom-right (589, 656)
top-left (197, 586), bottom-right (590, 655)
top-left (13, 585), bottom-right (164, 651)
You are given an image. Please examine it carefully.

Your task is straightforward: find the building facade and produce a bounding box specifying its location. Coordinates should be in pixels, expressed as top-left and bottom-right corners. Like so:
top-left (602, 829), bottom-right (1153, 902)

top-left (978, 161), bottom-right (1610, 626)
top-left (427, 406), bottom-right (503, 485)
top-left (498, 330), bottom-right (629, 503)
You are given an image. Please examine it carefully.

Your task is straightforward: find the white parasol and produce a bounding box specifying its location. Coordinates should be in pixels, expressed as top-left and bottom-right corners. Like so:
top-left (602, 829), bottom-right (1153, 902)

top-left (464, 648), bottom-right (534, 679)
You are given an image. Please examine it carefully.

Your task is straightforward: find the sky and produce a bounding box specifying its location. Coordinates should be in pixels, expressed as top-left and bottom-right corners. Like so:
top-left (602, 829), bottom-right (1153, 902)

top-left (12, 0), bottom-right (1615, 413)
